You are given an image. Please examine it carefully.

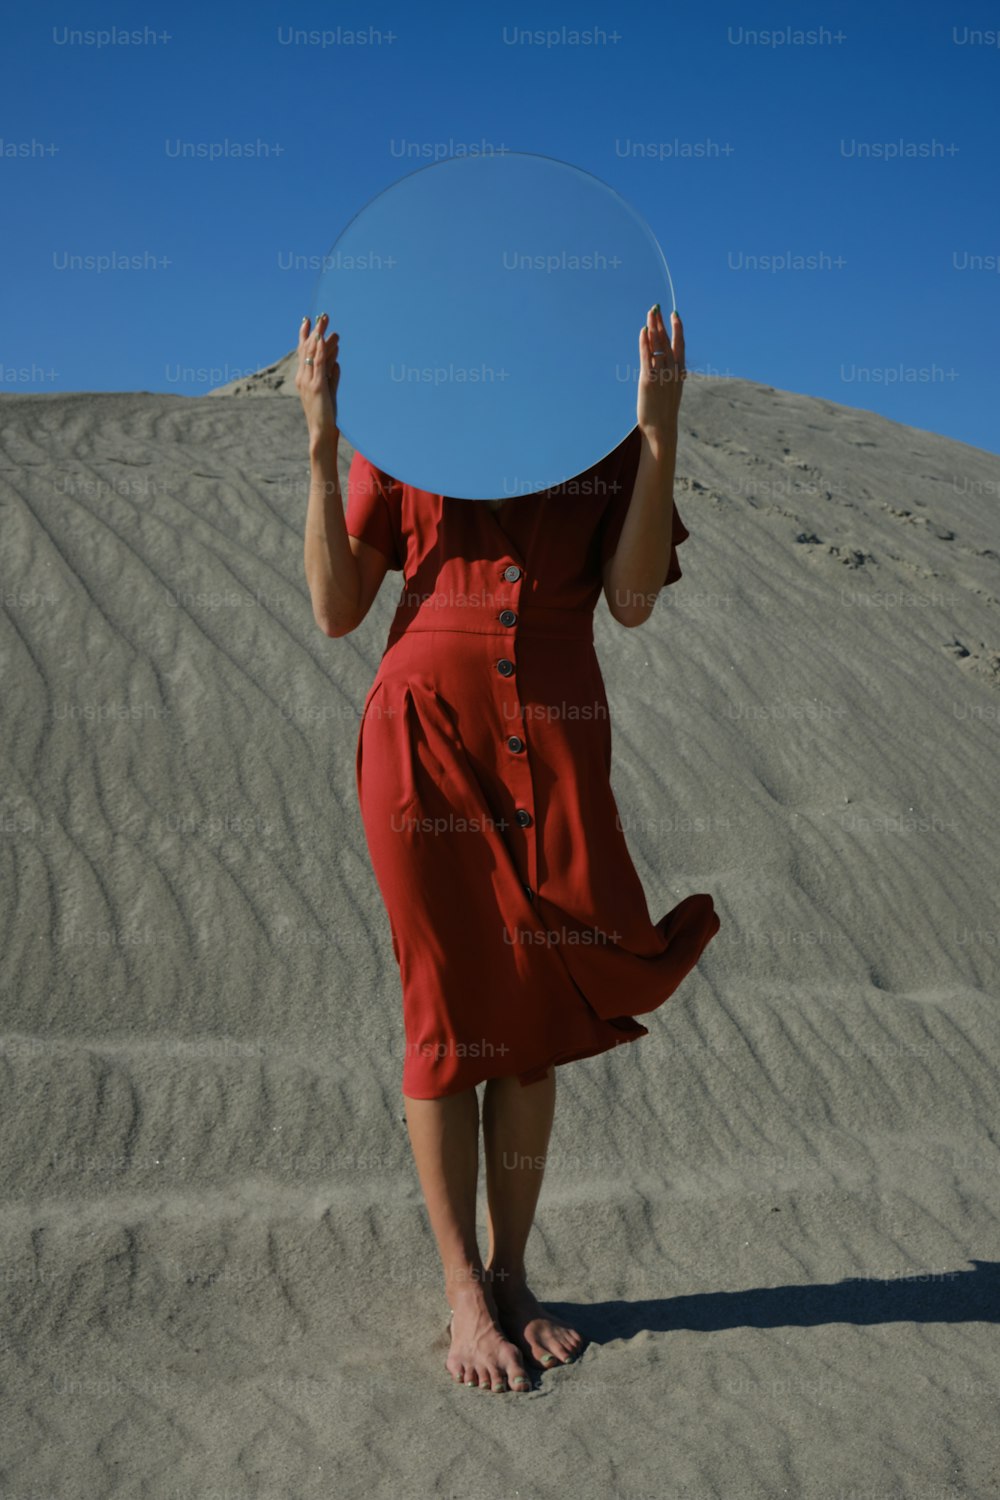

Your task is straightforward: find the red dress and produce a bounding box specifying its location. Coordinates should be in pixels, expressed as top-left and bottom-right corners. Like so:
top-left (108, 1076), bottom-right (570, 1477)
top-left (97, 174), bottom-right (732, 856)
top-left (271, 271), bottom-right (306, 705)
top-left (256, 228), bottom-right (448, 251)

top-left (346, 425), bottom-right (720, 1099)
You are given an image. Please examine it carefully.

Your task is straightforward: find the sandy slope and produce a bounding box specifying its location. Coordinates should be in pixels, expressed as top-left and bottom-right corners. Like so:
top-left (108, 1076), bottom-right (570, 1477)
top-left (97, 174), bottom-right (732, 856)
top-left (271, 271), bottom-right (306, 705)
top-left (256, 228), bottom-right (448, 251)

top-left (1, 366), bottom-right (998, 1499)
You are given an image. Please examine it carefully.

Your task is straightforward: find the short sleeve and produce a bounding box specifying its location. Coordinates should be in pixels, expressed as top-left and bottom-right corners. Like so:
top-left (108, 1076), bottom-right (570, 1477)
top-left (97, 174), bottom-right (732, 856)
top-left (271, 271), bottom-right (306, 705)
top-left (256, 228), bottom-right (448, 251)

top-left (345, 449), bottom-right (404, 571)
top-left (599, 426), bottom-right (691, 589)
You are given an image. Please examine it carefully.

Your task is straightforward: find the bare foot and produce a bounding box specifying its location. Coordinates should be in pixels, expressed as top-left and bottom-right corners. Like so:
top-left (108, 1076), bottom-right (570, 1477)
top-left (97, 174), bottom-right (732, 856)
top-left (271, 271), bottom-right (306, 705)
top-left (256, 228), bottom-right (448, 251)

top-left (491, 1274), bottom-right (585, 1368)
top-left (445, 1286), bottom-right (532, 1393)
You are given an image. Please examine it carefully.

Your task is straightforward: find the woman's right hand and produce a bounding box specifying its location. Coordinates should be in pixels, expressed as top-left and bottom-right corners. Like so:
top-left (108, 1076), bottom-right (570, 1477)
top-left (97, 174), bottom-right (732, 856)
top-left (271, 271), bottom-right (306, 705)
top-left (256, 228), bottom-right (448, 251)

top-left (296, 313), bottom-right (340, 440)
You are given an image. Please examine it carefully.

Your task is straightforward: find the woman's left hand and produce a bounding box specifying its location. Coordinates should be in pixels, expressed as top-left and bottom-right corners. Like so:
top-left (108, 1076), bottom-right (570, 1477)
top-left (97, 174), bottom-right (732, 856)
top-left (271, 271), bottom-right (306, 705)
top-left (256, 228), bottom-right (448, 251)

top-left (637, 304), bottom-right (686, 441)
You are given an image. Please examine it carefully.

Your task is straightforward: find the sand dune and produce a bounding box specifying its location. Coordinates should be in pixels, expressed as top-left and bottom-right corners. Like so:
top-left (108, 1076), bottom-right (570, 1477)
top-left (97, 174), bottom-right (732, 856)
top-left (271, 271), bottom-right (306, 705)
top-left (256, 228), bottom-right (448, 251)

top-left (1, 362), bottom-right (998, 1498)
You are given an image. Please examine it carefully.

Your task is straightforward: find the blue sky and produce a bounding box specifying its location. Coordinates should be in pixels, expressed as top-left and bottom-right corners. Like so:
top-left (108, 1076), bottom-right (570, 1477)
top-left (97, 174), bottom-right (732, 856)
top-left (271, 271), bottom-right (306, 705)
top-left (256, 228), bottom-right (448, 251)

top-left (2, 1), bottom-right (998, 454)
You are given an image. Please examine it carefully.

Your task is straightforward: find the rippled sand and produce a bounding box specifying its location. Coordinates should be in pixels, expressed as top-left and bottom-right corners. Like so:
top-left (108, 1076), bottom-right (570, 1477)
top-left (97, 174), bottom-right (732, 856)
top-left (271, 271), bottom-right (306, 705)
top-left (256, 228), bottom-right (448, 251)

top-left (1, 362), bottom-right (998, 1499)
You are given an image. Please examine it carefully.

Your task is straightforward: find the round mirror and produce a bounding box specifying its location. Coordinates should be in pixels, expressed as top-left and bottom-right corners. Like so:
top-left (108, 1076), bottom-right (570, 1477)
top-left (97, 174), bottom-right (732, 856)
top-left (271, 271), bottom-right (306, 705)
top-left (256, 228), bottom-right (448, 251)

top-left (310, 152), bottom-right (675, 500)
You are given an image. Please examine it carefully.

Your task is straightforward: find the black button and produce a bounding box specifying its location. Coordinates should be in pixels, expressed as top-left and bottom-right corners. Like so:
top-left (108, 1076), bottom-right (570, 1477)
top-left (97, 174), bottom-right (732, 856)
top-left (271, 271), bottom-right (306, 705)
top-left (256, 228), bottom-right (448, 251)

top-left (499, 609), bottom-right (517, 627)
top-left (496, 658), bottom-right (514, 676)
top-left (507, 735), bottom-right (524, 753)
top-left (515, 808), bottom-right (532, 827)
top-left (523, 884), bottom-right (533, 901)
top-left (503, 565), bottom-right (522, 582)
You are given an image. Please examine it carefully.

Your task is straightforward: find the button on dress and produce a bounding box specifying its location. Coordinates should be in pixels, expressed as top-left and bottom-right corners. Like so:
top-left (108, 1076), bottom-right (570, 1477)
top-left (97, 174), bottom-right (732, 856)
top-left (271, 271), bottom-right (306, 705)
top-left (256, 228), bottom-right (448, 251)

top-left (346, 424), bottom-right (721, 1099)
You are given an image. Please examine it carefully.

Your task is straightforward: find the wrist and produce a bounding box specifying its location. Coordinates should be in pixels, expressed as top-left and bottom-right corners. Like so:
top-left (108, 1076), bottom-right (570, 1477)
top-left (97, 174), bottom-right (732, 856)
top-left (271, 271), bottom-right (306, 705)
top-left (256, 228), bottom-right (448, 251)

top-left (639, 423), bottom-right (678, 462)
top-left (308, 424), bottom-right (339, 459)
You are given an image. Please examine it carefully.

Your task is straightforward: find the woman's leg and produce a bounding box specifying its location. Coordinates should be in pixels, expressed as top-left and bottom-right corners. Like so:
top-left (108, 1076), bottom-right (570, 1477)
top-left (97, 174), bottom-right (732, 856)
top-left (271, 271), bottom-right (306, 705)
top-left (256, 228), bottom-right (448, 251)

top-left (482, 1069), bottom-right (557, 1279)
top-left (481, 1067), bottom-right (585, 1366)
top-left (403, 1088), bottom-right (531, 1392)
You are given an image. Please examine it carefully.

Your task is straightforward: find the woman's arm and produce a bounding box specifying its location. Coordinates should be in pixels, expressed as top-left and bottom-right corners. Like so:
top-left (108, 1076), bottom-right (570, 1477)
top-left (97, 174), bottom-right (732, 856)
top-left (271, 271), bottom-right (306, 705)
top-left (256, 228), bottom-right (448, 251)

top-left (298, 313), bottom-right (388, 637)
top-left (603, 306), bottom-right (686, 629)
top-left (303, 428), bottom-right (390, 637)
top-left (303, 426), bottom-right (363, 636)
top-left (602, 429), bottom-right (678, 627)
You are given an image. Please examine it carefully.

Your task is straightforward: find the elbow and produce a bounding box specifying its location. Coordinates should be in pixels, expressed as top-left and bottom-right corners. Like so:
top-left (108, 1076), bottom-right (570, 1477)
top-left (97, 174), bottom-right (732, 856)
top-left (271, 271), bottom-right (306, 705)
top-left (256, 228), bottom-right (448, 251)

top-left (305, 556), bottom-right (360, 638)
top-left (603, 562), bottom-right (664, 629)
top-left (605, 580), bottom-right (659, 629)
top-left (610, 605), bottom-right (653, 630)
top-left (317, 612), bottom-right (358, 638)
top-left (310, 596), bottom-right (359, 637)
top-left (306, 578), bottom-right (359, 637)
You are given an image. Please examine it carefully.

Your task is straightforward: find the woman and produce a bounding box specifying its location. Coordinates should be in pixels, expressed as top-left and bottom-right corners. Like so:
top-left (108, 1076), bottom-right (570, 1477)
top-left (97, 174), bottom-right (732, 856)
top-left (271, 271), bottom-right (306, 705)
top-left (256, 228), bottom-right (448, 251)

top-left (298, 305), bottom-right (720, 1395)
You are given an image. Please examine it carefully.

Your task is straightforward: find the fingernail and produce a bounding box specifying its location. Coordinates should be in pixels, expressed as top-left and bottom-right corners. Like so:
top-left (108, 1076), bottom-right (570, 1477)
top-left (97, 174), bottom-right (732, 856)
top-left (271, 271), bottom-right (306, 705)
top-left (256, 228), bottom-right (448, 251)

top-left (652, 303), bottom-right (660, 314)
